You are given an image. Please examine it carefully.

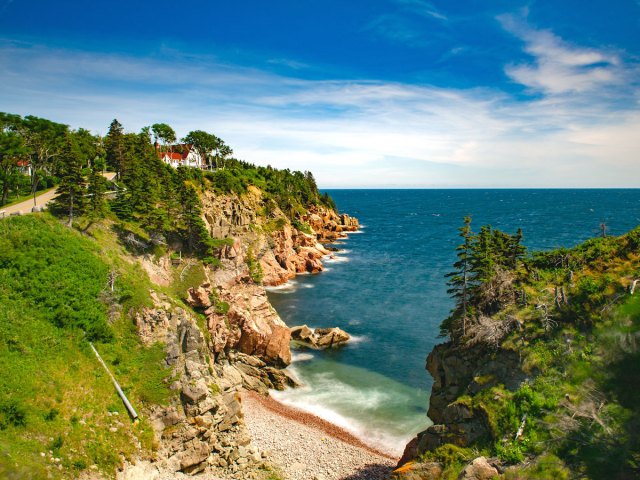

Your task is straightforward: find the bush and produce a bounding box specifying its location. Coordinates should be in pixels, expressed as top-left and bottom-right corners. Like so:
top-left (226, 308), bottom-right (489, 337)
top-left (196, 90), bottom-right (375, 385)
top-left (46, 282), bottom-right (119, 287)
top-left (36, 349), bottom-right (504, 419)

top-left (0, 400), bottom-right (27, 429)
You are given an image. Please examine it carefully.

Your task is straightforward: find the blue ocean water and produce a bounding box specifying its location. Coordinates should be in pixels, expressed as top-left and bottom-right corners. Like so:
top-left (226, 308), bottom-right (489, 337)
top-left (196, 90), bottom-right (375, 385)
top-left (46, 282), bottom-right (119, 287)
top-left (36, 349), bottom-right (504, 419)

top-left (267, 189), bottom-right (640, 455)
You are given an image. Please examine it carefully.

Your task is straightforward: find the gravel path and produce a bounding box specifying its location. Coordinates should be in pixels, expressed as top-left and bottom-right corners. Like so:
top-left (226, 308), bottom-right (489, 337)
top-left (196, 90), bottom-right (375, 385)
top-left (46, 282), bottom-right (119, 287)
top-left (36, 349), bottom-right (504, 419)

top-left (242, 392), bottom-right (396, 480)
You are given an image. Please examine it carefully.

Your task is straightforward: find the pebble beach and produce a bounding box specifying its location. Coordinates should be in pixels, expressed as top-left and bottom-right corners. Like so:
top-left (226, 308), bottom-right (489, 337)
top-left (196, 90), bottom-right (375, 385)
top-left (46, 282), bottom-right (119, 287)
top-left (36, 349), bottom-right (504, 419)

top-left (242, 392), bottom-right (397, 480)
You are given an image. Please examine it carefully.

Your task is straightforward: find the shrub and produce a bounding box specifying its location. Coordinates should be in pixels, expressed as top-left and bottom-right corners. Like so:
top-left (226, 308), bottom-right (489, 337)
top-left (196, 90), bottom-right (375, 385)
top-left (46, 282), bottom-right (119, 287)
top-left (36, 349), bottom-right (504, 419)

top-left (0, 400), bottom-right (27, 429)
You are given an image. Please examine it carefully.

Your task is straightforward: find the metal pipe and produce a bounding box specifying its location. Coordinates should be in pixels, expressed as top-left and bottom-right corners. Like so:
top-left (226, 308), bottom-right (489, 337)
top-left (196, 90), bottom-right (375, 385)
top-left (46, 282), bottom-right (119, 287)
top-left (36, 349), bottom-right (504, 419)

top-left (89, 342), bottom-right (138, 420)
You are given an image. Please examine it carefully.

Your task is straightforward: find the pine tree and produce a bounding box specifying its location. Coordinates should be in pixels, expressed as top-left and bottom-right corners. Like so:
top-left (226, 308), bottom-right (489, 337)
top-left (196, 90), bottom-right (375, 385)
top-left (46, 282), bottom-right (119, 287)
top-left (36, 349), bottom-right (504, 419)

top-left (52, 135), bottom-right (85, 226)
top-left (180, 183), bottom-right (211, 253)
top-left (105, 119), bottom-right (125, 179)
top-left (509, 228), bottom-right (526, 269)
top-left (446, 216), bottom-right (474, 336)
top-left (86, 165), bottom-right (108, 220)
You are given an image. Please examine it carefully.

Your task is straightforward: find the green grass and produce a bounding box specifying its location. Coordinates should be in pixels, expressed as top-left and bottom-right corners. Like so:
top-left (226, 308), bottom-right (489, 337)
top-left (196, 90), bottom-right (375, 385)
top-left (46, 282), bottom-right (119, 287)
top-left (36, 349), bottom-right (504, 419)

top-left (0, 214), bottom-right (174, 478)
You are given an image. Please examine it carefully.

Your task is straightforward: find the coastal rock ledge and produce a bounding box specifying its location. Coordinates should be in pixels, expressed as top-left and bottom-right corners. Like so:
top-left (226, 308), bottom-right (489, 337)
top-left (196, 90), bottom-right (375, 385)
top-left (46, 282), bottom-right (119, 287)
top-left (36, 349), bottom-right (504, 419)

top-left (290, 325), bottom-right (351, 348)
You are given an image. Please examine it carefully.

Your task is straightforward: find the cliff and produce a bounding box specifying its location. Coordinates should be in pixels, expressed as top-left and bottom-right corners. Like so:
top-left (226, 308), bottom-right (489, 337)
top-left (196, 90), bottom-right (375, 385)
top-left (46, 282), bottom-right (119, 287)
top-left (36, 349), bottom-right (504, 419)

top-left (395, 226), bottom-right (640, 479)
top-left (125, 185), bottom-right (359, 477)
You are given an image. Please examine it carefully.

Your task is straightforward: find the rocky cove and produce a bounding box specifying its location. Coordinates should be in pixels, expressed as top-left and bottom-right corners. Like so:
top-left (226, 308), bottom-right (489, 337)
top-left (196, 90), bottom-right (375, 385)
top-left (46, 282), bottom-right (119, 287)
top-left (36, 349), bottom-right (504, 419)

top-left (119, 185), bottom-right (367, 479)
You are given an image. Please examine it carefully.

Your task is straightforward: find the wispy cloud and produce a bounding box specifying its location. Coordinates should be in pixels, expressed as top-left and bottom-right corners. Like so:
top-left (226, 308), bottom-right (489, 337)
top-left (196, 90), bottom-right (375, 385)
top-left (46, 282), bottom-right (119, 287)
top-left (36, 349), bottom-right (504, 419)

top-left (397, 0), bottom-right (448, 21)
top-left (0, 38), bottom-right (638, 187)
top-left (364, 0), bottom-right (449, 46)
top-left (499, 13), bottom-right (631, 95)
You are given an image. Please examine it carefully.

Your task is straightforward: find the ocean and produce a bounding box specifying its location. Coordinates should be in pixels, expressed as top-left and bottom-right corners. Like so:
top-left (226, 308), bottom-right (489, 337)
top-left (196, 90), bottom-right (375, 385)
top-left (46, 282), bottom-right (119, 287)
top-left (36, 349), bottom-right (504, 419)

top-left (266, 189), bottom-right (640, 456)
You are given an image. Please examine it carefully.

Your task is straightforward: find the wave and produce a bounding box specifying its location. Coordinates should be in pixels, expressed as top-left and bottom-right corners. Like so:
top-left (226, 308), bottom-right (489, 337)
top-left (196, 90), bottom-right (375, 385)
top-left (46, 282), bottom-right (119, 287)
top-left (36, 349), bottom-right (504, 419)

top-left (348, 334), bottom-right (368, 344)
top-left (265, 280), bottom-right (299, 294)
top-left (325, 255), bottom-right (349, 263)
top-left (291, 352), bottom-right (315, 362)
top-left (271, 370), bottom-right (412, 456)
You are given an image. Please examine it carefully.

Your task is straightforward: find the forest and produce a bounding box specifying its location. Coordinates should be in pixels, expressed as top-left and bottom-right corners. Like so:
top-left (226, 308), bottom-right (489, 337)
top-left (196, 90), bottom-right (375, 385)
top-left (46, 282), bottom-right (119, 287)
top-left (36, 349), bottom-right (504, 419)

top-left (0, 113), bottom-right (334, 258)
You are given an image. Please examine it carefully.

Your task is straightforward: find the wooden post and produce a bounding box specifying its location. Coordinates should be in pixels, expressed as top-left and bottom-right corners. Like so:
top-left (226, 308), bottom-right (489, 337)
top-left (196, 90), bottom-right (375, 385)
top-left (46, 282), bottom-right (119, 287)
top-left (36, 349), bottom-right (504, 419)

top-left (90, 342), bottom-right (138, 420)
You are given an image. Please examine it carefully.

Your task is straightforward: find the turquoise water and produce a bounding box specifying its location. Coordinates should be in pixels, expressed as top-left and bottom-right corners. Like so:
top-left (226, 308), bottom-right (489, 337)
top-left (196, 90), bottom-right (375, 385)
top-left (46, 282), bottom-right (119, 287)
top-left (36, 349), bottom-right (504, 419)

top-left (267, 189), bottom-right (640, 455)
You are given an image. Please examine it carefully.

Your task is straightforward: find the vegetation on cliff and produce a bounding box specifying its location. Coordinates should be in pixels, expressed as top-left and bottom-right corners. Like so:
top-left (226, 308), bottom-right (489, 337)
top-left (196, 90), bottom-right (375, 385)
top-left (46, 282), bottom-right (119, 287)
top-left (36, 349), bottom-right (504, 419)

top-left (407, 219), bottom-right (640, 479)
top-left (0, 215), bottom-right (174, 478)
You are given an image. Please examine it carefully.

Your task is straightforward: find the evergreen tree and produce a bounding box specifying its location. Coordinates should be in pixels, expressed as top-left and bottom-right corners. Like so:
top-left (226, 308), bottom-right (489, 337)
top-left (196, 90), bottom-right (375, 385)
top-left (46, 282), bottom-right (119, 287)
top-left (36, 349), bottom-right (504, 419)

top-left (179, 183), bottom-right (211, 253)
top-left (52, 134), bottom-right (85, 226)
top-left (509, 228), bottom-right (526, 269)
top-left (105, 119), bottom-right (125, 179)
top-left (110, 187), bottom-right (132, 220)
top-left (446, 216), bottom-right (474, 336)
top-left (86, 165), bottom-right (108, 220)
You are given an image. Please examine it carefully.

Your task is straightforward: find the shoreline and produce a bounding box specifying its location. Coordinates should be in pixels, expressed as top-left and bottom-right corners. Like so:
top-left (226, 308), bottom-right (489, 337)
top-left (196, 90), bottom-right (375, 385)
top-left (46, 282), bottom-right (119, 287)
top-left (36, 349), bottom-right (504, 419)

top-left (243, 390), bottom-right (399, 462)
top-left (242, 390), bottom-right (396, 480)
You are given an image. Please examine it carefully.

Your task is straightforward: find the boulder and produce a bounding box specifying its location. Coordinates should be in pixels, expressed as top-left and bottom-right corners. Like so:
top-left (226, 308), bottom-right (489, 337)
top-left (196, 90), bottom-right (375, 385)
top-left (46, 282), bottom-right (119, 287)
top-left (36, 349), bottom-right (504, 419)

top-left (315, 327), bottom-right (350, 347)
top-left (289, 326), bottom-right (350, 348)
top-left (290, 325), bottom-right (316, 345)
top-left (457, 456), bottom-right (499, 480)
top-left (187, 285), bottom-right (212, 309)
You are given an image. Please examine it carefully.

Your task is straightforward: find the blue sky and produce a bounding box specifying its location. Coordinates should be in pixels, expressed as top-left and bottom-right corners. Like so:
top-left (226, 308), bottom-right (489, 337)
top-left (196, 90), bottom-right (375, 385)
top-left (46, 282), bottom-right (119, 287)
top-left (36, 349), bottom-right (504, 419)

top-left (1, 0), bottom-right (639, 187)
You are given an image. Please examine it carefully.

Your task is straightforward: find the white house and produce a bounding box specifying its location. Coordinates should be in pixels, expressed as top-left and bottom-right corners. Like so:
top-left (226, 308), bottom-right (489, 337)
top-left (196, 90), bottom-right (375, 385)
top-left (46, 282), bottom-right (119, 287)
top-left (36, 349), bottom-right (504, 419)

top-left (156, 143), bottom-right (207, 169)
top-left (16, 160), bottom-right (32, 176)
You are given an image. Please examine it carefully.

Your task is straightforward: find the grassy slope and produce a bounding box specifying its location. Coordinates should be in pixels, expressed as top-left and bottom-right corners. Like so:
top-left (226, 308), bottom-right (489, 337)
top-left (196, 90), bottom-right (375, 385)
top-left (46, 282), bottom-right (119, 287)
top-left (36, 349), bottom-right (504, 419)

top-left (421, 229), bottom-right (640, 479)
top-left (0, 214), bottom-right (176, 479)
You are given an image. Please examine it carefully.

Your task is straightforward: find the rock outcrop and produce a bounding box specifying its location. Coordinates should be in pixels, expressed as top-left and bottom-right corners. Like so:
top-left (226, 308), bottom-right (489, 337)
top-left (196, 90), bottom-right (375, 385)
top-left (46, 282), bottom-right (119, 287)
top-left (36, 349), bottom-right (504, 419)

top-left (188, 281), bottom-right (292, 367)
top-left (395, 338), bottom-right (528, 479)
top-left (132, 294), bottom-right (269, 478)
top-left (290, 325), bottom-right (351, 348)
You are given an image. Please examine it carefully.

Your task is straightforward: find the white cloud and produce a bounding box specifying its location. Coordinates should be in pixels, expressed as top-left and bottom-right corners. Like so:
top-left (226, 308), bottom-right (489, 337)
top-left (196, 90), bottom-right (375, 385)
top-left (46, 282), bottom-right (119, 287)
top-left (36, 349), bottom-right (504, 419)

top-left (0, 39), bottom-right (638, 187)
top-left (499, 14), bottom-right (629, 95)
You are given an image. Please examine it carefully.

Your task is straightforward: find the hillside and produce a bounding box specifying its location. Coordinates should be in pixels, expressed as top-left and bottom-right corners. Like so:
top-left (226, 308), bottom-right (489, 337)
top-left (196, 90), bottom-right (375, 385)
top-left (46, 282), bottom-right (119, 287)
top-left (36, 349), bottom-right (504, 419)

top-left (395, 222), bottom-right (640, 479)
top-left (0, 114), bottom-right (359, 479)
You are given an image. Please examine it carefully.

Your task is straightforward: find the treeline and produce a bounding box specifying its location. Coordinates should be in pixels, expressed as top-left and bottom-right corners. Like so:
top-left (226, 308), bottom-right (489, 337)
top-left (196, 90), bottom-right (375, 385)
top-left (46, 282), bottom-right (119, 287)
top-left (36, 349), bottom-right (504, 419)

top-left (0, 113), bottom-right (334, 257)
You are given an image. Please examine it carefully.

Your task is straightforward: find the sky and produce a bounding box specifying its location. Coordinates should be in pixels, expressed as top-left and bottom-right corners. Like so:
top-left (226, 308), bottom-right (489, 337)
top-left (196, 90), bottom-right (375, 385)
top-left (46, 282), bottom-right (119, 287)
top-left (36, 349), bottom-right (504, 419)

top-left (1, 0), bottom-right (639, 188)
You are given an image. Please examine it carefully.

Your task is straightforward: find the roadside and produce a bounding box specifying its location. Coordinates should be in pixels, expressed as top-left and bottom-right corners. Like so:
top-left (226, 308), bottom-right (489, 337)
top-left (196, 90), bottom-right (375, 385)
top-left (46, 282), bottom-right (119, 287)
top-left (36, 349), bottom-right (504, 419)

top-left (0, 172), bottom-right (117, 218)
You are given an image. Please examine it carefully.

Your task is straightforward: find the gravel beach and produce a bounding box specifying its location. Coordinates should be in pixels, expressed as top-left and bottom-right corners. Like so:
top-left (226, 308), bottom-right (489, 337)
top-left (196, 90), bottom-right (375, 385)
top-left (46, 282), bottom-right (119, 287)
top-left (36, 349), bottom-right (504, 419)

top-left (242, 391), bottom-right (397, 480)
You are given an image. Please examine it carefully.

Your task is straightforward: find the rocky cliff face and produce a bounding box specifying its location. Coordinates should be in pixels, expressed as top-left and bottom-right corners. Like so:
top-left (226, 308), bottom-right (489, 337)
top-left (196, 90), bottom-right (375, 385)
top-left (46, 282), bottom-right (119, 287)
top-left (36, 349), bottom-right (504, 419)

top-left (394, 333), bottom-right (530, 480)
top-left (125, 292), bottom-right (268, 479)
top-left (195, 187), bottom-right (358, 373)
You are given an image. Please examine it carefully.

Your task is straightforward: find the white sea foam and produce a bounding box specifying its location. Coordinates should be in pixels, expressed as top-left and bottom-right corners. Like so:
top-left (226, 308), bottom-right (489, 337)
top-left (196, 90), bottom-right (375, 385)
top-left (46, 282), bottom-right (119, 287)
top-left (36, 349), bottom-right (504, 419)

top-left (265, 280), bottom-right (299, 293)
top-left (291, 352), bottom-right (315, 362)
top-left (271, 377), bottom-right (409, 456)
top-left (325, 255), bottom-right (349, 263)
top-left (348, 230), bottom-right (364, 234)
top-left (348, 335), bottom-right (368, 344)
top-left (347, 319), bottom-right (361, 326)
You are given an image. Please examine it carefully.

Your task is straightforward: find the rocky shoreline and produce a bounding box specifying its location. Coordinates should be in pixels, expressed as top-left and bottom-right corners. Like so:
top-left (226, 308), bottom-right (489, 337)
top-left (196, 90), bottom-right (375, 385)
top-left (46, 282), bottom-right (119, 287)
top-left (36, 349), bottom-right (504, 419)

top-left (242, 391), bottom-right (396, 480)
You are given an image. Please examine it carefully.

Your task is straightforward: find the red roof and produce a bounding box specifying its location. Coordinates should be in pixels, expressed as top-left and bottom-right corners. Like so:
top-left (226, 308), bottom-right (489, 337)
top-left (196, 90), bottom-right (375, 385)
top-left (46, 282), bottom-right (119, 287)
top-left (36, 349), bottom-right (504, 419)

top-left (16, 160), bottom-right (30, 167)
top-left (157, 144), bottom-right (196, 162)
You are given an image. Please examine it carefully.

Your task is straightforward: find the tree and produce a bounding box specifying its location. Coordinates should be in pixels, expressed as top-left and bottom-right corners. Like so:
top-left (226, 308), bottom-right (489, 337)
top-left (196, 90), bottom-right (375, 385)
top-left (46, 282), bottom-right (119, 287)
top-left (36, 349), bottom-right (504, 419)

top-left (52, 134), bottom-right (85, 226)
top-left (179, 182), bottom-right (211, 253)
top-left (509, 228), bottom-right (526, 269)
top-left (151, 123), bottom-right (176, 152)
top-left (0, 130), bottom-right (27, 205)
top-left (86, 165), bottom-right (108, 220)
top-left (20, 115), bottom-right (68, 206)
top-left (182, 130), bottom-right (218, 168)
top-left (446, 216), bottom-right (474, 336)
top-left (105, 119), bottom-right (126, 179)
